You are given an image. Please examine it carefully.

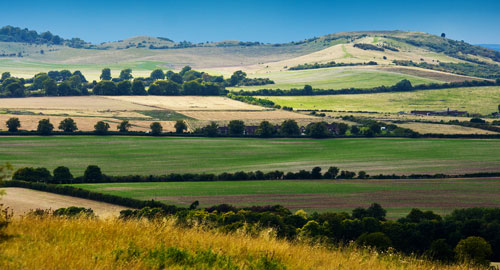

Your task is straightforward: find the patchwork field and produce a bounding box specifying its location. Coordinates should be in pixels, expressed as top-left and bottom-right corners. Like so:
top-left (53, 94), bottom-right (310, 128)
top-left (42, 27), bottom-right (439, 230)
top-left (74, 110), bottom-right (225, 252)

top-left (1, 136), bottom-right (499, 176)
top-left (0, 96), bottom-right (313, 132)
top-left (262, 86), bottom-right (500, 115)
top-left (391, 122), bottom-right (498, 135)
top-left (72, 178), bottom-right (500, 218)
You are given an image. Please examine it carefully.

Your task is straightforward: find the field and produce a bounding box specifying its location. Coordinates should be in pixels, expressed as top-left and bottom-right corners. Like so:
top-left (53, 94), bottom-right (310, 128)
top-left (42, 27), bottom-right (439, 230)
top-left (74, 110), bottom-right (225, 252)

top-left (72, 178), bottom-right (500, 218)
top-left (1, 136), bottom-right (500, 176)
top-left (391, 122), bottom-right (498, 135)
top-left (0, 96), bottom-right (313, 132)
top-left (261, 86), bottom-right (500, 115)
top-left (1, 187), bottom-right (127, 217)
top-left (0, 216), bottom-right (470, 270)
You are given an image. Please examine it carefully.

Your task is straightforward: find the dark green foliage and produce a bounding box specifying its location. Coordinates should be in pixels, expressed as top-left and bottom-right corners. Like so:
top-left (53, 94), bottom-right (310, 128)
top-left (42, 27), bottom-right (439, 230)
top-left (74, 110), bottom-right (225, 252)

top-left (306, 122), bottom-right (330, 138)
top-left (148, 80), bottom-right (181, 95)
top-left (426, 239), bottom-right (454, 262)
top-left (470, 118), bottom-right (486, 124)
top-left (0, 25), bottom-right (65, 45)
top-left (94, 121), bottom-right (110, 134)
top-left (84, 165), bottom-right (102, 182)
top-left (174, 120), bottom-right (187, 134)
top-left (37, 119), bottom-right (53, 135)
top-left (131, 80), bottom-right (147, 95)
top-left (119, 69), bottom-right (133, 81)
top-left (1, 72), bottom-right (10, 81)
top-left (43, 78), bottom-right (58, 96)
top-left (256, 121), bottom-right (276, 138)
top-left (100, 68), bottom-right (111, 81)
top-left (226, 93), bottom-right (275, 107)
top-left (117, 120), bottom-right (131, 132)
top-left (356, 232), bottom-right (392, 251)
top-left (350, 125), bottom-right (360, 135)
top-left (280, 119), bottom-right (300, 136)
top-left (93, 81), bottom-right (117, 95)
top-left (53, 207), bottom-right (94, 218)
top-left (228, 120), bottom-right (245, 135)
top-left (150, 122), bottom-right (163, 135)
top-left (116, 80), bottom-right (131, 95)
top-left (353, 43), bottom-right (384, 51)
top-left (58, 118), bottom-right (78, 132)
top-left (454, 236), bottom-right (492, 266)
top-left (289, 61), bottom-right (377, 71)
top-left (52, 166), bottom-right (73, 184)
top-left (203, 122), bottom-right (219, 137)
top-left (6, 117), bottom-right (20, 132)
top-left (13, 167), bottom-right (52, 182)
top-left (150, 69), bottom-right (165, 80)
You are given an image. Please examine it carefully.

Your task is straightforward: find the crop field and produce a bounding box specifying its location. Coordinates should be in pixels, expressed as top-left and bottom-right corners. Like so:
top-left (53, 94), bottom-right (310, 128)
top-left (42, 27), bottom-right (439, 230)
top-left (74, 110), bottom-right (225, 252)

top-left (1, 136), bottom-right (500, 176)
top-left (262, 86), bottom-right (500, 114)
top-left (391, 122), bottom-right (498, 135)
top-left (72, 178), bottom-right (500, 218)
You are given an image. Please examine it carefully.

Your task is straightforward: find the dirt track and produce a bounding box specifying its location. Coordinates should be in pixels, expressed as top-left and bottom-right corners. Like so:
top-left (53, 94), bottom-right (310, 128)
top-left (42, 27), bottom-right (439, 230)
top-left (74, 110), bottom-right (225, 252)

top-left (0, 188), bottom-right (127, 217)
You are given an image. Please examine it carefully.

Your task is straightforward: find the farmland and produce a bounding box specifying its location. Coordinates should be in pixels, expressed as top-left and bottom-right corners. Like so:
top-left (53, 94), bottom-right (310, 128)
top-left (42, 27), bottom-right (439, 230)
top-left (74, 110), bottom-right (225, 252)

top-left (1, 136), bottom-right (500, 176)
top-left (261, 86), bottom-right (500, 115)
top-left (72, 178), bottom-right (500, 218)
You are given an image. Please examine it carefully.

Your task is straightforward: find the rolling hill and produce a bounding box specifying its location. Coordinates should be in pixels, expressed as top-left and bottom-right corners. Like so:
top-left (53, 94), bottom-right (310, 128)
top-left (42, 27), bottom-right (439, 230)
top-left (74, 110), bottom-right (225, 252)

top-left (0, 26), bottom-right (499, 87)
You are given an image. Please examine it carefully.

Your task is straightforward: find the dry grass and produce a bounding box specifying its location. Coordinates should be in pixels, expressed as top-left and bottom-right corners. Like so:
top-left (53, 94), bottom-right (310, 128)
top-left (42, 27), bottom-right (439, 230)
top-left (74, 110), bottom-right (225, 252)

top-left (181, 110), bottom-right (314, 121)
top-left (0, 216), bottom-right (478, 270)
top-left (107, 96), bottom-right (266, 111)
top-left (392, 122), bottom-right (499, 135)
top-left (0, 96), bottom-right (153, 111)
top-left (0, 188), bottom-right (127, 218)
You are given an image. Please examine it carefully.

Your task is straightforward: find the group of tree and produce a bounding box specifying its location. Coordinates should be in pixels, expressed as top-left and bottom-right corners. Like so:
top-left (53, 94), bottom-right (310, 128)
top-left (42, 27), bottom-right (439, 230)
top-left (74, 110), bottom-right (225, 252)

top-left (289, 61), bottom-right (377, 71)
top-left (0, 25), bottom-right (91, 48)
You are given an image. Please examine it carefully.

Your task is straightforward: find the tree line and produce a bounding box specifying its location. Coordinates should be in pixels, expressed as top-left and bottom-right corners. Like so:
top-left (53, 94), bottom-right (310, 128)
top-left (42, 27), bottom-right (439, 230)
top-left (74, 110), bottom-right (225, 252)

top-left (3, 177), bottom-right (499, 266)
top-left (288, 61), bottom-right (377, 71)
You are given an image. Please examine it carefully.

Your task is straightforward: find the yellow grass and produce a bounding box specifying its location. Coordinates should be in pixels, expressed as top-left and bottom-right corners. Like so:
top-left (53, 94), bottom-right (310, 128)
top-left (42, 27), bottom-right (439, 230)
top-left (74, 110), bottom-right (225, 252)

top-left (0, 216), bottom-right (478, 270)
top-left (0, 96), bottom-right (153, 111)
top-left (181, 110), bottom-right (314, 121)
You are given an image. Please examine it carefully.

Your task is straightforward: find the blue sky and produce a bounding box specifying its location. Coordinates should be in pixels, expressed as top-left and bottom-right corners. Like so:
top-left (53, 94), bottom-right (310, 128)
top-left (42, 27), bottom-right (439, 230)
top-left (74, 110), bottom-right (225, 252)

top-left (2, 0), bottom-right (499, 44)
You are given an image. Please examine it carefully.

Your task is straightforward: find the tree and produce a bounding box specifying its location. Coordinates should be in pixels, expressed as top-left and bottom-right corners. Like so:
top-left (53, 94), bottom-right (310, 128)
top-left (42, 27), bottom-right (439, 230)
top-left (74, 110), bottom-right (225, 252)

top-left (311, 167), bottom-right (322, 179)
top-left (337, 123), bottom-right (349, 135)
top-left (43, 78), bottom-right (58, 96)
top-left (203, 122), bottom-right (219, 137)
top-left (94, 121), bottom-right (110, 134)
top-left (52, 166), bottom-right (73, 184)
top-left (498, 104), bottom-right (500, 113)
top-left (307, 122), bottom-right (330, 138)
top-left (393, 79), bottom-right (413, 91)
top-left (131, 80), bottom-right (147, 95)
top-left (150, 69), bottom-right (165, 80)
top-left (150, 122), bottom-right (163, 135)
top-left (57, 82), bottom-right (72, 96)
top-left (229, 70), bottom-right (247, 86)
top-left (6, 117), bottom-right (20, 132)
top-left (455, 236), bottom-right (492, 266)
top-left (323, 166), bottom-right (339, 179)
top-left (84, 165), bottom-right (102, 182)
top-left (179, 66), bottom-right (192, 76)
top-left (174, 120), bottom-right (187, 134)
top-left (351, 125), bottom-right (360, 135)
top-left (369, 123), bottom-right (381, 134)
top-left (117, 120), bottom-right (131, 132)
top-left (119, 69), bottom-right (133, 80)
top-left (32, 73), bottom-right (50, 90)
top-left (72, 70), bottom-right (87, 83)
top-left (58, 118), bottom-right (78, 132)
top-left (255, 121), bottom-right (276, 137)
top-left (441, 33), bottom-right (446, 38)
top-left (366, 203), bottom-right (386, 221)
top-left (116, 80), bottom-right (131, 95)
top-left (37, 119), bottom-right (53, 135)
top-left (356, 232), bottom-right (392, 251)
top-left (100, 68), bottom-right (111, 80)
top-left (5, 82), bottom-right (25, 97)
top-left (303, 85), bottom-right (313, 95)
top-left (426, 239), bottom-right (454, 262)
top-left (93, 81), bottom-right (117, 95)
top-left (1, 72), bottom-right (10, 81)
top-left (280, 119), bottom-right (300, 136)
top-left (228, 120), bottom-right (245, 135)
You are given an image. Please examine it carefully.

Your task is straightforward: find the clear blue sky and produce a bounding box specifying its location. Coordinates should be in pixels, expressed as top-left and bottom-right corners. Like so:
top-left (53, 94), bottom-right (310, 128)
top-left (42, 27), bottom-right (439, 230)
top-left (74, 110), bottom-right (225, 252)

top-left (1, 0), bottom-right (499, 44)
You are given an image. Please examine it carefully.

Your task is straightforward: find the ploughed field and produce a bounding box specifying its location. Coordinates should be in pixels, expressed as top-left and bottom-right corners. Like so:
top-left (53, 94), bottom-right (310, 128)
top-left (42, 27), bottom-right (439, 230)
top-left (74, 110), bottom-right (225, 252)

top-left (1, 136), bottom-right (500, 176)
top-left (72, 178), bottom-right (500, 218)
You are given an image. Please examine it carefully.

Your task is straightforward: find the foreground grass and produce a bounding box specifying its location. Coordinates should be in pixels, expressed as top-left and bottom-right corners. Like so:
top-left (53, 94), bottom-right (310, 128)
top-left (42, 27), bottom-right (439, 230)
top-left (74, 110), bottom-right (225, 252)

top-left (0, 216), bottom-right (477, 269)
top-left (1, 136), bottom-right (500, 176)
top-left (73, 178), bottom-right (500, 218)
top-left (261, 86), bottom-right (500, 115)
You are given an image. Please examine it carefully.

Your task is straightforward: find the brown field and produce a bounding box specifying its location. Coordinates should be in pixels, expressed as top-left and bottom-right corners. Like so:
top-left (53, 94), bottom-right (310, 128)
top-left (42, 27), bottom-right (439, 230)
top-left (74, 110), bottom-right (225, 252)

top-left (0, 96), bottom-right (153, 111)
top-left (393, 122), bottom-right (499, 135)
top-left (0, 187), bottom-right (127, 217)
top-left (106, 96), bottom-right (266, 111)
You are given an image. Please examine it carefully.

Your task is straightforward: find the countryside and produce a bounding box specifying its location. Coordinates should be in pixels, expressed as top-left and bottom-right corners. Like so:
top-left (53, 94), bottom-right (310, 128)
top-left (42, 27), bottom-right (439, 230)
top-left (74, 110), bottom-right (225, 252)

top-left (1, 1), bottom-right (500, 269)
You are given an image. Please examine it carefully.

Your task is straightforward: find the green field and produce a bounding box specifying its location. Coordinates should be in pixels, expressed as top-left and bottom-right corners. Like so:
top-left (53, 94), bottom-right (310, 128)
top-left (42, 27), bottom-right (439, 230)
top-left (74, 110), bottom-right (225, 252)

top-left (1, 136), bottom-right (500, 176)
top-left (261, 86), bottom-right (500, 114)
top-left (229, 68), bottom-right (439, 91)
top-left (72, 178), bottom-right (500, 218)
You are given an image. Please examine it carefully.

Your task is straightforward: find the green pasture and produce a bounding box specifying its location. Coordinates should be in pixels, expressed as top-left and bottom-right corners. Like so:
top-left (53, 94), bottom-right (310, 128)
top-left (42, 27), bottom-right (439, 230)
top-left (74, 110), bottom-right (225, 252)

top-left (229, 68), bottom-right (440, 91)
top-left (72, 178), bottom-right (500, 218)
top-left (261, 86), bottom-right (500, 114)
top-left (1, 136), bottom-right (499, 176)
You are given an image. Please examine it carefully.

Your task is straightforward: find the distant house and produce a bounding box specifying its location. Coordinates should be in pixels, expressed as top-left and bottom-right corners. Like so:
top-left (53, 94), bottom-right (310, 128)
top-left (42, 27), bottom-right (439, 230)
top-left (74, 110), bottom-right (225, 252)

top-left (324, 123), bottom-right (340, 134)
top-left (411, 108), bottom-right (468, 116)
top-left (217, 126), bottom-right (229, 135)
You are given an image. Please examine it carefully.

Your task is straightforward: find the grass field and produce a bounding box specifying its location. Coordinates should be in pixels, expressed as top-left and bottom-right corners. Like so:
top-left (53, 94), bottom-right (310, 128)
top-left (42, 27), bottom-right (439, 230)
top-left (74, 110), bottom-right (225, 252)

top-left (72, 178), bottom-right (500, 218)
top-left (262, 86), bottom-right (500, 114)
top-left (1, 136), bottom-right (499, 176)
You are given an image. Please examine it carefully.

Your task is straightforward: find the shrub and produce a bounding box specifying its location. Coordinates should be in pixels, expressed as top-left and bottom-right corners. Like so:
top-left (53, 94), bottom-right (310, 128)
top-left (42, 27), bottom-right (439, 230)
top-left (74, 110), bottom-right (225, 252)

top-left (454, 236), bottom-right (492, 266)
top-left (356, 232), bottom-right (392, 251)
top-left (6, 117), bottom-right (20, 132)
top-left (94, 121), bottom-right (110, 134)
top-left (37, 119), bottom-right (54, 135)
top-left (84, 165), bottom-right (102, 182)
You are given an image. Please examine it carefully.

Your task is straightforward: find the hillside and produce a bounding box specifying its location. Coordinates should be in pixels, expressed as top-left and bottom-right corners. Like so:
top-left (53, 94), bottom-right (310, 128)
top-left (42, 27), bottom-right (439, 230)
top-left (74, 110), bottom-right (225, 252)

top-left (0, 27), bottom-right (499, 85)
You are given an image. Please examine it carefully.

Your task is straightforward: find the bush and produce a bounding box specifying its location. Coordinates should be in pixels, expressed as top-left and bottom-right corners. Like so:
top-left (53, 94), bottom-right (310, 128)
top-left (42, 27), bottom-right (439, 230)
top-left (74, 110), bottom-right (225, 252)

top-left (94, 121), bottom-right (110, 134)
top-left (37, 119), bottom-right (54, 135)
top-left (356, 232), bottom-right (392, 251)
top-left (52, 166), bottom-right (73, 184)
top-left (6, 117), bottom-right (20, 132)
top-left (454, 236), bottom-right (492, 266)
top-left (150, 122), bottom-right (163, 135)
top-left (84, 165), bottom-right (102, 182)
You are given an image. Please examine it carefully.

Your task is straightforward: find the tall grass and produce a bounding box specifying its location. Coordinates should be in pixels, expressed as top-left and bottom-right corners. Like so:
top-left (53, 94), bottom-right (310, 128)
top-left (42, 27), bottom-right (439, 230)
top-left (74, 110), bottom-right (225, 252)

top-left (0, 216), bottom-right (481, 269)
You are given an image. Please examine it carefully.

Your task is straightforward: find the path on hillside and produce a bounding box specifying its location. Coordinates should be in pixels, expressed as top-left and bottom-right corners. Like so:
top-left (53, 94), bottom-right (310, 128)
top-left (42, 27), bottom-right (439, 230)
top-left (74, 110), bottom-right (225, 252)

top-left (0, 188), bottom-right (128, 217)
